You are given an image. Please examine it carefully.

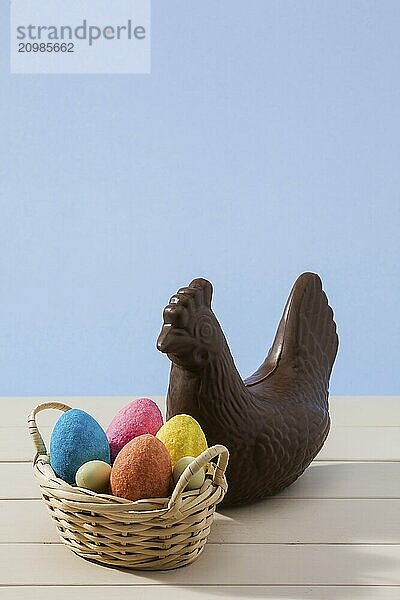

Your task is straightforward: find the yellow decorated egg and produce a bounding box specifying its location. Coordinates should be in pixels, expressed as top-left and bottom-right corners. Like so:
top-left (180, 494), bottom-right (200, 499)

top-left (75, 460), bottom-right (111, 493)
top-left (173, 456), bottom-right (206, 491)
top-left (156, 414), bottom-right (207, 467)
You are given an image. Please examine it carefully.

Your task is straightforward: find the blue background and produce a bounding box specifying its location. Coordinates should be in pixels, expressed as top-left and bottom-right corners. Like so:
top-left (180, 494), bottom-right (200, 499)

top-left (1, 1), bottom-right (399, 396)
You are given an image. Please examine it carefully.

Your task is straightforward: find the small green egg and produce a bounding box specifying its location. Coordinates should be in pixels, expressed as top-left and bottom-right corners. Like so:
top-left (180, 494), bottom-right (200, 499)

top-left (75, 460), bottom-right (111, 493)
top-left (173, 456), bottom-right (206, 491)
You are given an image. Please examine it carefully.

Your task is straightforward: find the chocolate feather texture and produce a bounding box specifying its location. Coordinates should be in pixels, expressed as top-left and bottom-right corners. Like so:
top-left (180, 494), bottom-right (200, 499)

top-left (157, 273), bottom-right (339, 505)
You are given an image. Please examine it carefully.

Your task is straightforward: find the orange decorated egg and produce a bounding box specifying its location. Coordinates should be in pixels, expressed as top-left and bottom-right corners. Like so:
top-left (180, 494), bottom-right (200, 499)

top-left (110, 434), bottom-right (171, 501)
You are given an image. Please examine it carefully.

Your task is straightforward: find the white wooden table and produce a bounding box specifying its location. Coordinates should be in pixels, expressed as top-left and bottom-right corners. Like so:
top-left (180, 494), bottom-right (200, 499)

top-left (1, 396), bottom-right (399, 599)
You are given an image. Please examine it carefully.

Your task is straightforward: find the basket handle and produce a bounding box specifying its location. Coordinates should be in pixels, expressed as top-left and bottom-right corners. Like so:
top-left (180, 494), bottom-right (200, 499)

top-left (168, 444), bottom-right (229, 509)
top-left (28, 402), bottom-right (72, 457)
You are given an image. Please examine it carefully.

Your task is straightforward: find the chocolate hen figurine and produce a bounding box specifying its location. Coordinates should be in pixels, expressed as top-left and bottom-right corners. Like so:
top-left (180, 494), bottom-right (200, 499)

top-left (157, 273), bottom-right (338, 505)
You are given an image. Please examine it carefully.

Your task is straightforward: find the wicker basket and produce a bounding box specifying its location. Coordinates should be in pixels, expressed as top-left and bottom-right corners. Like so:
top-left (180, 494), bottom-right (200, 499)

top-left (28, 402), bottom-right (229, 570)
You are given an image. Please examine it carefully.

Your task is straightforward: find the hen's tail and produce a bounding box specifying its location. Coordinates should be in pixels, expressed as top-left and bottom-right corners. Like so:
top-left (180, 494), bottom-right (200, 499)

top-left (245, 273), bottom-right (339, 390)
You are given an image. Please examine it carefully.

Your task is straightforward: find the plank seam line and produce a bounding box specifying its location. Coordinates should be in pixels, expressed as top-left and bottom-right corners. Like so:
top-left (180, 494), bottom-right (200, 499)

top-left (3, 542), bottom-right (400, 547)
top-left (2, 542), bottom-right (400, 546)
top-left (1, 584), bottom-right (400, 588)
top-left (3, 496), bottom-right (400, 500)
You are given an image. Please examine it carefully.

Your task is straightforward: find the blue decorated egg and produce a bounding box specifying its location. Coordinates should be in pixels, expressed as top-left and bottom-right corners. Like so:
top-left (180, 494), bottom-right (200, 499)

top-left (50, 409), bottom-right (110, 484)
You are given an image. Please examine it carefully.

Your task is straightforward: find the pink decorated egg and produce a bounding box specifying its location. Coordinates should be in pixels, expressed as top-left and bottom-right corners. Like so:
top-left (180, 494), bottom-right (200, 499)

top-left (106, 398), bottom-right (163, 463)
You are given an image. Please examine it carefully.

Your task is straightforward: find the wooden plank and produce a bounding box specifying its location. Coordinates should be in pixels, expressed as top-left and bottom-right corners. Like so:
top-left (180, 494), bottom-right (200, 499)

top-left (330, 396), bottom-right (400, 426)
top-left (3, 396), bottom-right (400, 427)
top-left (4, 424), bottom-right (400, 463)
top-left (214, 498), bottom-right (400, 544)
top-left (2, 587), bottom-right (400, 600)
top-left (279, 461), bottom-right (400, 498)
top-left (1, 498), bottom-right (399, 545)
top-left (1, 396), bottom-right (165, 427)
top-left (1, 426), bottom-right (52, 462)
top-left (318, 428), bottom-right (400, 461)
top-left (4, 461), bottom-right (400, 501)
top-left (1, 544), bottom-right (399, 585)
top-left (0, 463), bottom-right (38, 499)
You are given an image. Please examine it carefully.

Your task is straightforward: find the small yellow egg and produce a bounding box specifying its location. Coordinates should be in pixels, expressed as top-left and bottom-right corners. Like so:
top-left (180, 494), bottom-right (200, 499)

top-left (75, 460), bottom-right (111, 493)
top-left (173, 456), bottom-right (206, 491)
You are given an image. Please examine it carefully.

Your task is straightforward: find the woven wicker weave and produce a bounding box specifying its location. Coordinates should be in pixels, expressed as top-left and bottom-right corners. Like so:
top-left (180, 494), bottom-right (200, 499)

top-left (29, 402), bottom-right (229, 570)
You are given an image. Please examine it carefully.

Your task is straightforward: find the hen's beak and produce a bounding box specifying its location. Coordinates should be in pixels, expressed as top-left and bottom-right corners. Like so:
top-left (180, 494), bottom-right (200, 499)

top-left (156, 324), bottom-right (173, 353)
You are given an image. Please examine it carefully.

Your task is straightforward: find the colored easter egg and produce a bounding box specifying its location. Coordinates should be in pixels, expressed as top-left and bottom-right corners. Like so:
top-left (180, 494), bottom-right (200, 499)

top-left (106, 398), bottom-right (163, 463)
top-left (173, 456), bottom-right (206, 491)
top-left (75, 460), bottom-right (111, 493)
top-left (156, 414), bottom-right (207, 467)
top-left (110, 434), bottom-right (171, 501)
top-left (50, 409), bottom-right (110, 485)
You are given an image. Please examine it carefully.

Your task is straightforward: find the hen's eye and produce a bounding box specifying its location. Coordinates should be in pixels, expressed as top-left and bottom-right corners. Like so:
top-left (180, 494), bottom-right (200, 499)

top-left (200, 322), bottom-right (213, 337)
top-left (194, 314), bottom-right (217, 344)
